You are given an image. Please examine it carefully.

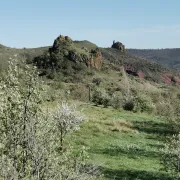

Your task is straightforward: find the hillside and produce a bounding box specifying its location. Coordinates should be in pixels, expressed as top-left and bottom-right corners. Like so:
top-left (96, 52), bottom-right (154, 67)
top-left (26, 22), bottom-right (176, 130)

top-left (128, 48), bottom-right (180, 69)
top-left (30, 36), bottom-right (180, 85)
top-left (1, 35), bottom-right (180, 180)
top-left (1, 36), bottom-right (180, 86)
top-left (0, 43), bottom-right (49, 71)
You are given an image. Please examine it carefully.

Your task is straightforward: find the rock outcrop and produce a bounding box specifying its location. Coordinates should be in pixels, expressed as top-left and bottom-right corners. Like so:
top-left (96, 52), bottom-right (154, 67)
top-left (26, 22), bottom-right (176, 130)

top-left (111, 40), bottom-right (126, 53)
top-left (68, 48), bottom-right (102, 69)
top-left (36, 35), bottom-right (103, 70)
top-left (49, 35), bottom-right (73, 54)
top-left (87, 48), bottom-right (102, 70)
top-left (161, 74), bottom-right (180, 85)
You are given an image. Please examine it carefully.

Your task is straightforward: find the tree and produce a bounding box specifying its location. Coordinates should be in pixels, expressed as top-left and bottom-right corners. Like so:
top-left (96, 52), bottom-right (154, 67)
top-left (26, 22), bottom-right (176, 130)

top-left (0, 59), bottom-right (54, 179)
top-left (50, 102), bottom-right (85, 151)
top-left (91, 88), bottom-right (111, 107)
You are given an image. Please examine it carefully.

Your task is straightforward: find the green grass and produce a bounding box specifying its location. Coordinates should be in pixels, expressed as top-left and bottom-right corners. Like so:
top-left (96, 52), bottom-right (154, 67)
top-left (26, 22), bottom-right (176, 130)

top-left (74, 40), bottom-right (97, 50)
top-left (67, 102), bottom-right (173, 180)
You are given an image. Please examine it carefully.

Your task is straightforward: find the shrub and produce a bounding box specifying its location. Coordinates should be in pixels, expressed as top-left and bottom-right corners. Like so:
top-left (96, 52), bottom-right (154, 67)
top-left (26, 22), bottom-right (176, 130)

top-left (72, 62), bottom-right (87, 72)
top-left (162, 133), bottom-right (180, 179)
top-left (155, 100), bottom-right (174, 117)
top-left (50, 102), bottom-right (85, 150)
top-left (133, 95), bottom-right (154, 113)
top-left (86, 69), bottom-right (95, 76)
top-left (69, 85), bottom-right (89, 102)
top-left (47, 71), bottom-right (56, 79)
top-left (111, 98), bottom-right (122, 109)
top-left (111, 92), bottom-right (123, 109)
top-left (177, 93), bottom-right (180, 100)
top-left (72, 73), bottom-right (84, 83)
top-left (92, 77), bottom-right (102, 86)
top-left (92, 88), bottom-right (111, 107)
top-left (123, 100), bottom-right (134, 111)
top-left (165, 101), bottom-right (180, 133)
top-left (103, 96), bottom-right (111, 108)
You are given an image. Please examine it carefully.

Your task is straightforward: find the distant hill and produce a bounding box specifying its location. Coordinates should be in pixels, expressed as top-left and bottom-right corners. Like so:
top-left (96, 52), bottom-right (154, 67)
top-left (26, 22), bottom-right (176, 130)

top-left (31, 35), bottom-right (180, 85)
top-left (128, 48), bottom-right (180, 69)
top-left (0, 37), bottom-right (180, 86)
top-left (0, 44), bottom-right (49, 71)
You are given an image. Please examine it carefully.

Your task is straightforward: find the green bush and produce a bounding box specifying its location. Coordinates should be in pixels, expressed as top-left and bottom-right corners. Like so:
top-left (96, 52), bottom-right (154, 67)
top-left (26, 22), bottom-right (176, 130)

top-left (92, 88), bottom-right (111, 107)
top-left (111, 98), bottom-right (122, 109)
top-left (85, 69), bottom-right (95, 76)
top-left (162, 133), bottom-right (180, 179)
top-left (155, 100), bottom-right (174, 117)
top-left (133, 95), bottom-right (154, 113)
top-left (69, 85), bottom-right (89, 101)
top-left (123, 100), bottom-right (134, 111)
top-left (111, 92), bottom-right (123, 109)
top-left (92, 77), bottom-right (102, 86)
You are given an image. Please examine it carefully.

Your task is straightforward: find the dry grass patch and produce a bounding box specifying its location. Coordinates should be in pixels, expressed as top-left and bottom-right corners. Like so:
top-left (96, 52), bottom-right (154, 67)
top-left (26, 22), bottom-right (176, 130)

top-left (105, 119), bottom-right (138, 133)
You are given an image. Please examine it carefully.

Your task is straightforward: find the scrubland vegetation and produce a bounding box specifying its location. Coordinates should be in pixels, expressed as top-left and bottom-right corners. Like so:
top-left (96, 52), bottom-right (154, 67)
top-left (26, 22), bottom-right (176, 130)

top-left (0, 38), bottom-right (180, 179)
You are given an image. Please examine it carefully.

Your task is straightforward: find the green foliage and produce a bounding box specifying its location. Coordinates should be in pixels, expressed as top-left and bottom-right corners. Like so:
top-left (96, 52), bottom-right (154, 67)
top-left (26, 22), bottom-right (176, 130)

top-left (34, 52), bottom-right (89, 83)
top-left (68, 84), bottom-right (89, 102)
top-left (92, 77), bottom-right (103, 86)
top-left (0, 59), bottom-right (99, 179)
top-left (162, 133), bottom-right (180, 179)
top-left (0, 60), bottom-right (51, 179)
top-left (92, 88), bottom-right (155, 113)
top-left (155, 100), bottom-right (174, 117)
top-left (177, 93), bottom-right (180, 100)
top-left (92, 88), bottom-right (111, 107)
top-left (70, 104), bottom-right (172, 180)
top-left (161, 96), bottom-right (180, 179)
top-left (129, 48), bottom-right (180, 69)
top-left (110, 92), bottom-right (123, 109)
top-left (133, 95), bottom-right (154, 113)
top-left (85, 68), bottom-right (95, 76)
top-left (166, 102), bottom-right (180, 134)
top-left (73, 40), bottom-right (97, 50)
top-left (123, 100), bottom-right (134, 111)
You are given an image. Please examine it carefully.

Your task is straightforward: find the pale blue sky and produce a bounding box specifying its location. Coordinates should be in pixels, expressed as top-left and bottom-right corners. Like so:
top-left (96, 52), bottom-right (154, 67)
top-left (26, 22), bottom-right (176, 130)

top-left (0, 0), bottom-right (180, 49)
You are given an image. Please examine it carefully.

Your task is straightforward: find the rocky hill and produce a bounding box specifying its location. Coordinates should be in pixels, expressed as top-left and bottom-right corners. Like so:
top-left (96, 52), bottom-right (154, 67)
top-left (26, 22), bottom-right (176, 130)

top-left (111, 40), bottom-right (126, 53)
top-left (100, 47), bottom-right (180, 85)
top-left (34, 35), bottom-right (103, 71)
top-left (0, 35), bottom-right (180, 86)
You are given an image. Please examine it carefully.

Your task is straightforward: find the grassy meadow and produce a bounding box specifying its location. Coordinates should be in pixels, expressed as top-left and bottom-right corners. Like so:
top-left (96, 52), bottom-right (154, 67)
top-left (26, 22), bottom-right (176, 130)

top-left (47, 101), bottom-right (173, 180)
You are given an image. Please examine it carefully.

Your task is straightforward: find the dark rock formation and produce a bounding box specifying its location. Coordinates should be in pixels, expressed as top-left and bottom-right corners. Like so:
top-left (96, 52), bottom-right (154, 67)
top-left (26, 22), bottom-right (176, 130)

top-left (112, 40), bottom-right (126, 53)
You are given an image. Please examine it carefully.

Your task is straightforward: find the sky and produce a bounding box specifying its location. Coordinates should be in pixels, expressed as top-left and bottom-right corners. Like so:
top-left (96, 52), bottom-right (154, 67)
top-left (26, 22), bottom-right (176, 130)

top-left (0, 0), bottom-right (180, 49)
